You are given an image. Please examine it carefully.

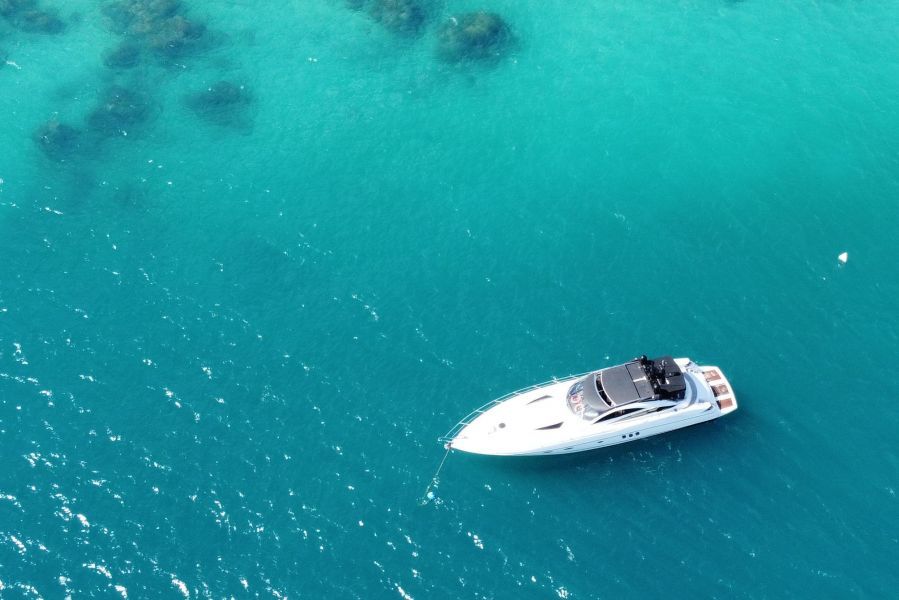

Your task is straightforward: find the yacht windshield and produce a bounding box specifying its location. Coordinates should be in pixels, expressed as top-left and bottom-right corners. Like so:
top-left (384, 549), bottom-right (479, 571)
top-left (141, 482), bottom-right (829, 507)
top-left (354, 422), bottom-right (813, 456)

top-left (566, 379), bottom-right (602, 420)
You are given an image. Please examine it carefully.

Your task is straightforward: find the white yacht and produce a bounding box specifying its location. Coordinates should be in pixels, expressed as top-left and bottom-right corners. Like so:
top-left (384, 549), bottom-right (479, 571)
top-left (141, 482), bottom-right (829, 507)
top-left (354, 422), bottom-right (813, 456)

top-left (440, 356), bottom-right (737, 456)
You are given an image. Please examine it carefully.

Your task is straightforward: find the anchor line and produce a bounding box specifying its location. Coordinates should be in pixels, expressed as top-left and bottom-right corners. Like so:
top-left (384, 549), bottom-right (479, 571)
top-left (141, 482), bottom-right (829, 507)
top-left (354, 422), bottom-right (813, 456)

top-left (419, 444), bottom-right (452, 506)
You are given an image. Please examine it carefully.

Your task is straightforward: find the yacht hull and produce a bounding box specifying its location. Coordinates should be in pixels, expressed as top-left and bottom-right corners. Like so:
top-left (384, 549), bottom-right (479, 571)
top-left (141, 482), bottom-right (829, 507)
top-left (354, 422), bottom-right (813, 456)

top-left (442, 358), bottom-right (737, 457)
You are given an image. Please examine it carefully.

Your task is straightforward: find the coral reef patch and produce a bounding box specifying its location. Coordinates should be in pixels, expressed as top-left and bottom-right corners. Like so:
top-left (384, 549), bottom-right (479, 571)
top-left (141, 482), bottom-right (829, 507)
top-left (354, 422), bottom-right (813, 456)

top-left (86, 85), bottom-right (153, 137)
top-left (1, 0), bottom-right (65, 34)
top-left (103, 42), bottom-right (142, 69)
top-left (435, 12), bottom-right (512, 63)
top-left (369, 0), bottom-right (427, 37)
top-left (101, 0), bottom-right (207, 63)
top-left (33, 120), bottom-right (83, 161)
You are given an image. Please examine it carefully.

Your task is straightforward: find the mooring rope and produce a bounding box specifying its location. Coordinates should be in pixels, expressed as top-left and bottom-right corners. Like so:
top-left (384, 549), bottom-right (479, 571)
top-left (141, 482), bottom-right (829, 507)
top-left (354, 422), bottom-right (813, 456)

top-left (418, 445), bottom-right (452, 506)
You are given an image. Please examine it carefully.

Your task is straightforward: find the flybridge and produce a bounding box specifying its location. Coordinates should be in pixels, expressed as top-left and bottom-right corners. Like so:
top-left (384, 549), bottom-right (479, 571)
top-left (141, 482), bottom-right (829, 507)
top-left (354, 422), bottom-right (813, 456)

top-left (586, 355), bottom-right (687, 409)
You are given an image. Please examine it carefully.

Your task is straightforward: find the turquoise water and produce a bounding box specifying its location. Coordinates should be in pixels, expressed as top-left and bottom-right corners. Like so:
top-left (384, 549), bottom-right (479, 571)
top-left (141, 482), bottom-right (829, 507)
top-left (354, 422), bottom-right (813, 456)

top-left (2, 0), bottom-right (899, 597)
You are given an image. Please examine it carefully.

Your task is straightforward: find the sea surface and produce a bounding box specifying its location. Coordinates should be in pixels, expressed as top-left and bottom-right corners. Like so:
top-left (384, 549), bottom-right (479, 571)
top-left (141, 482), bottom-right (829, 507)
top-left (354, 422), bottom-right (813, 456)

top-left (1, 1), bottom-right (898, 598)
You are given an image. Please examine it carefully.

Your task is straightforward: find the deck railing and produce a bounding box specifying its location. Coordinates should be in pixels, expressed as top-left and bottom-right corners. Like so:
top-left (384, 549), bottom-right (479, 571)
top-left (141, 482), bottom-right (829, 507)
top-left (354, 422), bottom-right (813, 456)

top-left (438, 372), bottom-right (590, 444)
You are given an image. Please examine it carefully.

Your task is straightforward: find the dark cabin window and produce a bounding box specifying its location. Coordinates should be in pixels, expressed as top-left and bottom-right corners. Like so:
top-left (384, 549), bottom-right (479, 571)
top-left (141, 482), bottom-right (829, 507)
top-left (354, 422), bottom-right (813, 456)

top-left (595, 407), bottom-right (643, 423)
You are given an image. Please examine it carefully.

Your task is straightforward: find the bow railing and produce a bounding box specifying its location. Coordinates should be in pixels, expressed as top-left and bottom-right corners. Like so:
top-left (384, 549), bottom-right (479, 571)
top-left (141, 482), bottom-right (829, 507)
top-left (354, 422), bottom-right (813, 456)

top-left (438, 372), bottom-right (590, 444)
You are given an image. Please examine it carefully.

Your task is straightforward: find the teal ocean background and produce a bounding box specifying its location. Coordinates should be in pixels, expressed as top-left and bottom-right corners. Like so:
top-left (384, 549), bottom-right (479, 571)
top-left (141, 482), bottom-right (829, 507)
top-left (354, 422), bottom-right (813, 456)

top-left (2, 0), bottom-right (899, 597)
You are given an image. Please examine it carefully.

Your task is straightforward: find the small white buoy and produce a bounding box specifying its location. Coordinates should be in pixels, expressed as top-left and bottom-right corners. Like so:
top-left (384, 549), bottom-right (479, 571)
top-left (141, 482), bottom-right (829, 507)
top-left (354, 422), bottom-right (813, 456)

top-left (838, 252), bottom-right (848, 264)
top-left (426, 491), bottom-right (435, 500)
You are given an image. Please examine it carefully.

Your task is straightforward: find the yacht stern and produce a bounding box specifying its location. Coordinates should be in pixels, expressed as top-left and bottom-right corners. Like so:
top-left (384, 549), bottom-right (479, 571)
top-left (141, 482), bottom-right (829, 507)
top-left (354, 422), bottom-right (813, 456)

top-left (701, 365), bottom-right (738, 415)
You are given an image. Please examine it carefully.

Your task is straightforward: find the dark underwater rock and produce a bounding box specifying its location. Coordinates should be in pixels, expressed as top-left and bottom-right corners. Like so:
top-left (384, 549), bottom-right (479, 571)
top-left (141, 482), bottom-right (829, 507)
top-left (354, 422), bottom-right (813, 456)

top-left (101, 0), bottom-right (206, 62)
top-left (0, 0), bottom-right (36, 17)
top-left (103, 42), bottom-right (141, 68)
top-left (34, 120), bottom-right (82, 161)
top-left (1, 0), bottom-right (65, 34)
top-left (101, 0), bottom-right (181, 34)
top-left (16, 8), bottom-right (64, 33)
top-left (370, 0), bottom-right (425, 36)
top-left (146, 14), bottom-right (206, 58)
top-left (185, 81), bottom-right (251, 128)
top-left (100, 0), bottom-right (139, 33)
top-left (87, 86), bottom-right (151, 137)
top-left (436, 12), bottom-right (511, 63)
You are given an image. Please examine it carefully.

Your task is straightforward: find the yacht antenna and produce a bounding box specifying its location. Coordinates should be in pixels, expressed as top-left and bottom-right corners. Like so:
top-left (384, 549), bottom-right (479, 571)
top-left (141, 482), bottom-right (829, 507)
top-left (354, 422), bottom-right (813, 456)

top-left (418, 444), bottom-right (452, 506)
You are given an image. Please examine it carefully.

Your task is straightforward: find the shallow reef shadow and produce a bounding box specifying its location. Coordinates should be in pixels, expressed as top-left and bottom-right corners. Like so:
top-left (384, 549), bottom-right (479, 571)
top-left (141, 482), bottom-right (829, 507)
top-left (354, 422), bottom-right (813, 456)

top-left (100, 0), bottom-right (213, 67)
top-left (183, 80), bottom-right (253, 132)
top-left (434, 11), bottom-right (515, 66)
top-left (32, 81), bottom-right (159, 163)
top-left (103, 41), bottom-right (143, 69)
top-left (347, 0), bottom-right (441, 38)
top-left (86, 84), bottom-right (157, 138)
top-left (33, 119), bottom-right (87, 162)
top-left (1, 0), bottom-right (67, 34)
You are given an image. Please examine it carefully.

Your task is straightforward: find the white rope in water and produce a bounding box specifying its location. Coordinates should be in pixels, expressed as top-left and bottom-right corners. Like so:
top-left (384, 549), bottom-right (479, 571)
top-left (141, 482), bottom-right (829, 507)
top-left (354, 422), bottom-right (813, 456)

top-left (418, 445), bottom-right (452, 506)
